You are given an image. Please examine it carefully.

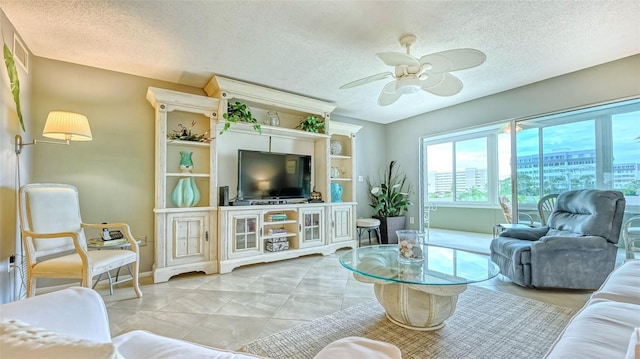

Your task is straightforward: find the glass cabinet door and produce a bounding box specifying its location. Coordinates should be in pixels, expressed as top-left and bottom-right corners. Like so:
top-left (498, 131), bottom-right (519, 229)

top-left (232, 213), bottom-right (260, 255)
top-left (300, 207), bottom-right (324, 247)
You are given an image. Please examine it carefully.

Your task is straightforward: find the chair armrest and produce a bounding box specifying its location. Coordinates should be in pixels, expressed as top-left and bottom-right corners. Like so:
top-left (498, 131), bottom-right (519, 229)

top-left (533, 235), bottom-right (609, 251)
top-left (22, 229), bottom-right (90, 259)
top-left (0, 287), bottom-right (112, 343)
top-left (499, 226), bottom-right (549, 241)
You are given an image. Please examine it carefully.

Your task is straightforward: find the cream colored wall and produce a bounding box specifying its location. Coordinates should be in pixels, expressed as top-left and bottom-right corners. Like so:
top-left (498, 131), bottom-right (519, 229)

top-left (387, 54), bottom-right (640, 233)
top-left (30, 57), bottom-right (206, 276)
top-left (0, 11), bottom-right (32, 303)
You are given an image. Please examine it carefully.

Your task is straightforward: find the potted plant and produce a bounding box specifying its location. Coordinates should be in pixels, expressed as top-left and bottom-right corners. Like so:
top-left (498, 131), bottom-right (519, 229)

top-left (367, 160), bottom-right (413, 244)
top-left (297, 115), bottom-right (326, 133)
top-left (219, 101), bottom-right (262, 135)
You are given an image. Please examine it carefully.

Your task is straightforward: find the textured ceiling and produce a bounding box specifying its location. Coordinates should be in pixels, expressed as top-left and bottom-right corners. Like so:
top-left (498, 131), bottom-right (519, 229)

top-left (1, 1), bottom-right (639, 124)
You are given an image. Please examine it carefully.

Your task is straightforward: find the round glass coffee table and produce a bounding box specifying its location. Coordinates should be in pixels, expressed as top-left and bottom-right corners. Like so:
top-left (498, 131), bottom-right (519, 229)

top-left (340, 244), bottom-right (499, 331)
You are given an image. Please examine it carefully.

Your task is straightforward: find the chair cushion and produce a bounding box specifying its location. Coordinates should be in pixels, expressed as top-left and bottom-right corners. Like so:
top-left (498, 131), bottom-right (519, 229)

top-left (0, 319), bottom-right (122, 359)
top-left (545, 299), bottom-right (640, 359)
top-left (32, 250), bottom-right (136, 277)
top-left (113, 330), bottom-right (264, 359)
top-left (591, 260), bottom-right (640, 305)
top-left (356, 218), bottom-right (380, 227)
top-left (313, 336), bottom-right (402, 359)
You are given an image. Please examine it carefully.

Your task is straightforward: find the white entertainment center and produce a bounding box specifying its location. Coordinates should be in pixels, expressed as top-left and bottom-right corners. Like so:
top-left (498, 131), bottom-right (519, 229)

top-left (147, 76), bottom-right (361, 281)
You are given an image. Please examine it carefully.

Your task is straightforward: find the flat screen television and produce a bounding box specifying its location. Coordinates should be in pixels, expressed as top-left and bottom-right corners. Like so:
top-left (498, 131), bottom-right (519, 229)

top-left (237, 149), bottom-right (312, 200)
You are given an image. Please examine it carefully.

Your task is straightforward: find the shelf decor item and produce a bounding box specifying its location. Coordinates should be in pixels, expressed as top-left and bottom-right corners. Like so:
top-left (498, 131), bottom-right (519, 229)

top-left (331, 183), bottom-right (343, 202)
top-left (330, 139), bottom-right (343, 155)
top-left (172, 151), bottom-right (201, 207)
top-left (167, 121), bottom-right (210, 143)
top-left (220, 101), bottom-right (262, 135)
top-left (297, 115), bottom-right (326, 133)
top-left (330, 167), bottom-right (340, 178)
top-left (267, 111), bottom-right (280, 127)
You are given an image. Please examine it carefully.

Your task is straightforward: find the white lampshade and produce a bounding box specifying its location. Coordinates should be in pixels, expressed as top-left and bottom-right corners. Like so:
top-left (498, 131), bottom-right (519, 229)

top-left (42, 111), bottom-right (92, 141)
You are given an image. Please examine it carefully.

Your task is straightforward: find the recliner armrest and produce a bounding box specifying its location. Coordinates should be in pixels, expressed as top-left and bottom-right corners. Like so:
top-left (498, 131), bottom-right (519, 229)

top-left (533, 235), bottom-right (609, 250)
top-left (499, 226), bottom-right (549, 241)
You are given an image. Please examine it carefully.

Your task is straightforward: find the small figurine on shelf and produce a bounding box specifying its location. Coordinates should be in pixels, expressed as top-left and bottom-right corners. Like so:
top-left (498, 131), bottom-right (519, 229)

top-left (172, 151), bottom-right (201, 207)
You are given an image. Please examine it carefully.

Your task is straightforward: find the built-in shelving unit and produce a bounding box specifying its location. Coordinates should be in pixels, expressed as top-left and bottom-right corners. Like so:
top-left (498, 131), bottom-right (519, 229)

top-left (148, 77), bottom-right (362, 278)
top-left (147, 87), bottom-right (220, 283)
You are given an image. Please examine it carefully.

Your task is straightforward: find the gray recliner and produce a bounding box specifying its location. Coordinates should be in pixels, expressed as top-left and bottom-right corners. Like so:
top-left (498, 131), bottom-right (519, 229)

top-left (490, 189), bottom-right (626, 289)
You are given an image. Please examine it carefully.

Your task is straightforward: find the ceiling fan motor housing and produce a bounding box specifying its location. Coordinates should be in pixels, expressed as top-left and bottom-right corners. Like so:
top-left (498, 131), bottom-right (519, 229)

top-left (395, 77), bottom-right (421, 94)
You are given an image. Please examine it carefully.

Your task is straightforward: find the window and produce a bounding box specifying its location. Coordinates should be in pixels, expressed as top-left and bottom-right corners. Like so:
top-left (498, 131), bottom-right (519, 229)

top-left (422, 126), bottom-right (507, 206)
top-left (420, 97), bottom-right (640, 226)
top-left (514, 98), bottom-right (640, 208)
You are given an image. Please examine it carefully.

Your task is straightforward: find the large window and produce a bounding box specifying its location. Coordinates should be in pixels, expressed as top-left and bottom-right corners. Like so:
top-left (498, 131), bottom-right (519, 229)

top-left (420, 98), bottom-right (640, 224)
top-left (515, 99), bottom-right (639, 207)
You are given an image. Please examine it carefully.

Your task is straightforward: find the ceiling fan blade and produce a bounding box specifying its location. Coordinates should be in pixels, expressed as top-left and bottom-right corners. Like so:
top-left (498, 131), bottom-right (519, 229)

top-left (421, 73), bottom-right (463, 96)
top-left (339, 72), bottom-right (393, 89)
top-left (420, 49), bottom-right (486, 73)
top-left (376, 52), bottom-right (420, 67)
top-left (378, 81), bottom-right (402, 106)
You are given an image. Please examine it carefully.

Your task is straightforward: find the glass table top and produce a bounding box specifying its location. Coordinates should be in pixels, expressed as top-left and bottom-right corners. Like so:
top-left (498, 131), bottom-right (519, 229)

top-left (340, 244), bottom-right (499, 286)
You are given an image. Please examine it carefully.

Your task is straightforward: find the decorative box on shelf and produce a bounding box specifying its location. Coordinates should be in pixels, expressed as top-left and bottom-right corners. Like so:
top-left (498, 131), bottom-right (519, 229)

top-left (266, 237), bottom-right (289, 252)
top-left (268, 228), bottom-right (288, 235)
top-left (268, 214), bottom-right (288, 221)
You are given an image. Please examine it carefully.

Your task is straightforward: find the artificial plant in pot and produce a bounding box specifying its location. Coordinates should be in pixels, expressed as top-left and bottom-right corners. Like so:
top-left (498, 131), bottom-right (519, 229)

top-left (219, 101), bottom-right (262, 135)
top-left (297, 115), bottom-right (326, 133)
top-left (367, 160), bottom-right (413, 244)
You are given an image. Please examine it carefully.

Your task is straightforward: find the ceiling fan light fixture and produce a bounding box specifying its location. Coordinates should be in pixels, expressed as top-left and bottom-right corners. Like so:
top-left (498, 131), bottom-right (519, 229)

top-left (395, 77), bottom-right (421, 94)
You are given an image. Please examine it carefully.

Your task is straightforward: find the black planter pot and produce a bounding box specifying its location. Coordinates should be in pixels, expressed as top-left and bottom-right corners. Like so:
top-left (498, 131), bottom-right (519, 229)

top-left (375, 216), bottom-right (406, 244)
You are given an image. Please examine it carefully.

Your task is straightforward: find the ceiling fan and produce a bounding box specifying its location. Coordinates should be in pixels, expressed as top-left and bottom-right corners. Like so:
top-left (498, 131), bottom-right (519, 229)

top-left (340, 33), bottom-right (486, 106)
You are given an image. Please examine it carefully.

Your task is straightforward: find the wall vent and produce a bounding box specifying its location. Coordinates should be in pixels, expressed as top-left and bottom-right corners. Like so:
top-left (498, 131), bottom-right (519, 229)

top-left (13, 34), bottom-right (28, 73)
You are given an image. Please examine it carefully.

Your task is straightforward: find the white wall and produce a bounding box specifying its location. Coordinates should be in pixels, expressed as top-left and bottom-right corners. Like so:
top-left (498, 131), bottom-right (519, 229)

top-left (387, 54), bottom-right (640, 233)
top-left (0, 10), bottom-right (32, 303)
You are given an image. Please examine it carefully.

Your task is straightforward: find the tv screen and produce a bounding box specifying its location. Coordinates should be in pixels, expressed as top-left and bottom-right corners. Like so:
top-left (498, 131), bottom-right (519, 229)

top-left (237, 150), bottom-right (312, 200)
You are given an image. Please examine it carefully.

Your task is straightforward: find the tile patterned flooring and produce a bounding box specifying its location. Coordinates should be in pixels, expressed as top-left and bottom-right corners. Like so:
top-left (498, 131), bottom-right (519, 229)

top-left (102, 229), bottom-right (595, 351)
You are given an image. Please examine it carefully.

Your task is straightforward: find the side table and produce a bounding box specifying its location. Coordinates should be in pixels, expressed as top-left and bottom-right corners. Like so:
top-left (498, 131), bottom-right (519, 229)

top-left (88, 238), bottom-right (141, 295)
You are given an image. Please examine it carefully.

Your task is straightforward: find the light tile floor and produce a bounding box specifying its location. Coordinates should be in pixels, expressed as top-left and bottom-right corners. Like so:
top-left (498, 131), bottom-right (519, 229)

top-left (102, 229), bottom-right (597, 351)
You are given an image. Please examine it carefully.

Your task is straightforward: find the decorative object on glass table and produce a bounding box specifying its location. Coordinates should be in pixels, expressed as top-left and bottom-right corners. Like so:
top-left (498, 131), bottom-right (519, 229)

top-left (267, 111), bottom-right (280, 127)
top-left (172, 151), bottom-right (201, 207)
top-left (397, 229), bottom-right (424, 263)
top-left (330, 139), bottom-right (343, 155)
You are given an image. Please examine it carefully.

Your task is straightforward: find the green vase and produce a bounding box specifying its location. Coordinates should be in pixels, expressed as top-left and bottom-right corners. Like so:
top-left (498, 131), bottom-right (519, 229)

top-left (179, 151), bottom-right (193, 172)
top-left (172, 151), bottom-right (200, 207)
top-left (172, 177), bottom-right (201, 207)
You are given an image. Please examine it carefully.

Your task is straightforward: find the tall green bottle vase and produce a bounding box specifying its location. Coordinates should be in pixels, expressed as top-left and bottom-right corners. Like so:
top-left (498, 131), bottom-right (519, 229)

top-left (171, 151), bottom-right (201, 207)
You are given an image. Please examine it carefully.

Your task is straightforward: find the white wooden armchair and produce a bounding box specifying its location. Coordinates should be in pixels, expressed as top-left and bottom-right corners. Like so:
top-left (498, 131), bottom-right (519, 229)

top-left (18, 183), bottom-right (141, 298)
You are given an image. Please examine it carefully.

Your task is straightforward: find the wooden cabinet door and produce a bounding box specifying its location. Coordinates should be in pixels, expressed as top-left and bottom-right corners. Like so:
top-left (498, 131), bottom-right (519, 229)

top-left (331, 205), bottom-right (353, 243)
top-left (166, 211), bottom-right (210, 266)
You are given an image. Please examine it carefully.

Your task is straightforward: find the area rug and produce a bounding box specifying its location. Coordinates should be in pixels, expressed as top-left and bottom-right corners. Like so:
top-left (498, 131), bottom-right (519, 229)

top-left (242, 286), bottom-right (575, 359)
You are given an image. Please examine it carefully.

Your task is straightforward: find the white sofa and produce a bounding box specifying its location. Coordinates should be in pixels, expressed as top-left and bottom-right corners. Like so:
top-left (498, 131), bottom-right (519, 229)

top-left (0, 287), bottom-right (401, 359)
top-left (544, 259), bottom-right (640, 358)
